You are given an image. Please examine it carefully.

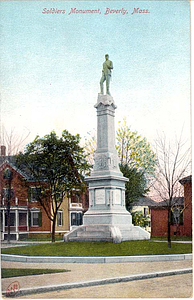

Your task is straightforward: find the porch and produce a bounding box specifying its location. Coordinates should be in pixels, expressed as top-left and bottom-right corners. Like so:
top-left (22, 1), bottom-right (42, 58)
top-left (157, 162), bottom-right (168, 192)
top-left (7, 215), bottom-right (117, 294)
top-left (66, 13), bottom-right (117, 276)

top-left (0, 208), bottom-right (29, 241)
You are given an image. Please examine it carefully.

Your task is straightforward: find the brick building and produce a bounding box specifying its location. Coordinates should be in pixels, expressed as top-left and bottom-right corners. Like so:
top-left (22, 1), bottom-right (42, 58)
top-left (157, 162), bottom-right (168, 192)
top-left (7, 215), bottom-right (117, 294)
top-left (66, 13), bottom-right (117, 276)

top-left (0, 147), bottom-right (88, 240)
top-left (179, 175), bottom-right (192, 236)
top-left (151, 175), bottom-right (192, 237)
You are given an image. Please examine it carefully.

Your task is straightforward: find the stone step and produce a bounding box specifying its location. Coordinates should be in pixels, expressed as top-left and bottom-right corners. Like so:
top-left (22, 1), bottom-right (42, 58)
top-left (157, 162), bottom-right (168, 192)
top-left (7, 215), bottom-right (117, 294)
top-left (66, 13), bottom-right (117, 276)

top-left (85, 225), bottom-right (110, 231)
top-left (77, 231), bottom-right (111, 238)
top-left (119, 227), bottom-right (150, 241)
top-left (121, 230), bottom-right (139, 236)
top-left (68, 236), bottom-right (113, 242)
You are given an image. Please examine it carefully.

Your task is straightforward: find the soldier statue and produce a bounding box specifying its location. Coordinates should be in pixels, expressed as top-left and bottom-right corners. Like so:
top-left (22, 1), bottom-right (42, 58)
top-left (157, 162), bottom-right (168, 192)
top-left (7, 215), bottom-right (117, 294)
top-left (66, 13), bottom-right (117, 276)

top-left (100, 54), bottom-right (113, 95)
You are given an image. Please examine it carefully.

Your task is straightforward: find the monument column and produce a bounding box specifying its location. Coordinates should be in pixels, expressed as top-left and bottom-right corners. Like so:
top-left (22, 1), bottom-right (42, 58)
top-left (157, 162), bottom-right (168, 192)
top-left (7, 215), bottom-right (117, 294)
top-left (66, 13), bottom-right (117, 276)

top-left (92, 94), bottom-right (121, 176)
top-left (83, 94), bottom-right (132, 230)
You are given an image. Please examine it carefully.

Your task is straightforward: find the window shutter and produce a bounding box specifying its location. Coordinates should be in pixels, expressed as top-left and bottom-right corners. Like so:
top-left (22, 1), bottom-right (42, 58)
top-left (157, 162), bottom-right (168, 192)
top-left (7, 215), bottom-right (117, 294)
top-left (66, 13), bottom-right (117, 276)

top-left (78, 213), bottom-right (83, 226)
top-left (77, 213), bottom-right (80, 226)
top-left (38, 211), bottom-right (42, 227)
top-left (28, 211), bottom-right (31, 227)
top-left (62, 212), bottom-right (63, 226)
top-left (37, 187), bottom-right (41, 198)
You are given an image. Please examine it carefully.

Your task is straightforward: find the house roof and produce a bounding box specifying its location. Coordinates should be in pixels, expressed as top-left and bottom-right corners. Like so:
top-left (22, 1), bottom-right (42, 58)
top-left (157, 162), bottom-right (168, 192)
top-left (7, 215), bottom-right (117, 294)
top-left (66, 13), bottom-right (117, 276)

top-left (0, 156), bottom-right (35, 181)
top-left (179, 175), bottom-right (192, 185)
top-left (150, 197), bottom-right (184, 207)
top-left (132, 196), bottom-right (158, 207)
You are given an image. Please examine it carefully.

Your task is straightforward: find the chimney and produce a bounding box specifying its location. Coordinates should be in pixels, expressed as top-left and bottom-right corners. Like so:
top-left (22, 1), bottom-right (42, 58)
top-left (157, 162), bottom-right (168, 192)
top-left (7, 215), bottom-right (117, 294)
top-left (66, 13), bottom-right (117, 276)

top-left (0, 145), bottom-right (6, 156)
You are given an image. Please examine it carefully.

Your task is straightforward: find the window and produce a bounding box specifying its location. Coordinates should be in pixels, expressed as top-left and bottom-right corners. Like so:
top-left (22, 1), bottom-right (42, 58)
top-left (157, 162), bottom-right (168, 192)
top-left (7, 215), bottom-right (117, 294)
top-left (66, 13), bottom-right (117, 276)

top-left (71, 213), bottom-right (77, 226)
top-left (171, 208), bottom-right (183, 225)
top-left (32, 212), bottom-right (39, 226)
top-left (5, 212), bottom-right (15, 226)
top-left (57, 211), bottom-right (63, 226)
top-left (2, 188), bottom-right (9, 198)
top-left (28, 187), bottom-right (41, 202)
top-left (3, 168), bottom-right (12, 179)
top-left (71, 212), bottom-right (83, 226)
top-left (144, 208), bottom-right (148, 216)
top-left (30, 211), bottom-right (42, 227)
top-left (19, 213), bottom-right (27, 226)
top-left (2, 188), bottom-right (14, 200)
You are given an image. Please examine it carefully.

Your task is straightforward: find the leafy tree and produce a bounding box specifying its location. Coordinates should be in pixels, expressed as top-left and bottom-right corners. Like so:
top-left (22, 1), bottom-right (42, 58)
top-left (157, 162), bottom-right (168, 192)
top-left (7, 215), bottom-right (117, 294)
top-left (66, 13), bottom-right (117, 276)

top-left (116, 118), bottom-right (156, 209)
top-left (119, 164), bottom-right (149, 211)
top-left (131, 211), bottom-right (150, 228)
top-left (116, 118), bottom-right (156, 175)
top-left (82, 130), bottom-right (97, 165)
top-left (17, 130), bottom-right (91, 242)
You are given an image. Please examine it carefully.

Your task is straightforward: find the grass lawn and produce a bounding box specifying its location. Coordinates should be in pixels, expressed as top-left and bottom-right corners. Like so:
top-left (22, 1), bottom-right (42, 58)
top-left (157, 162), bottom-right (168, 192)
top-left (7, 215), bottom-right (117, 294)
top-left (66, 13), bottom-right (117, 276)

top-left (1, 268), bottom-right (69, 278)
top-left (18, 236), bottom-right (192, 242)
top-left (17, 236), bottom-right (192, 242)
top-left (1, 240), bottom-right (192, 256)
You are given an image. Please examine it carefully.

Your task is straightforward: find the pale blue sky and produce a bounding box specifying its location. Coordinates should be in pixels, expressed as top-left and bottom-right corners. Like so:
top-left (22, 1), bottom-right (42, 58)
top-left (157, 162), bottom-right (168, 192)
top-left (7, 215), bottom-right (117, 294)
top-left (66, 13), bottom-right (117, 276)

top-left (0, 0), bottom-right (190, 150)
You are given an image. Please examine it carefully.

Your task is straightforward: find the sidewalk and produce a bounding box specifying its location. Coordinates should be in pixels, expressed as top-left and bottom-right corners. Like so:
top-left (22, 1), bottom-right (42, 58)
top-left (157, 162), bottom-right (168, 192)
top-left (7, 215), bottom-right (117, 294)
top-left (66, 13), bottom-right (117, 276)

top-left (151, 240), bottom-right (192, 244)
top-left (1, 241), bottom-right (62, 248)
top-left (1, 259), bottom-right (192, 297)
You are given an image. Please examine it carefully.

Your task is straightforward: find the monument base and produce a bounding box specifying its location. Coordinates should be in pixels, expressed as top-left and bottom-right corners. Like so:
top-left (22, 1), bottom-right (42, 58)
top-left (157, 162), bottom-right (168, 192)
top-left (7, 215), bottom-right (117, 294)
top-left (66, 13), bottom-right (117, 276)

top-left (63, 225), bottom-right (150, 243)
top-left (64, 209), bottom-right (150, 243)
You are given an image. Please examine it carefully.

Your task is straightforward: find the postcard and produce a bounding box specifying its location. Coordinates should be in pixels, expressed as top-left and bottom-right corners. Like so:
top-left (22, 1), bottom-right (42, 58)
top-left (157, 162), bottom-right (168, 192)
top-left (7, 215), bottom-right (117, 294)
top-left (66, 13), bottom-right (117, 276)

top-left (1, 0), bottom-right (192, 298)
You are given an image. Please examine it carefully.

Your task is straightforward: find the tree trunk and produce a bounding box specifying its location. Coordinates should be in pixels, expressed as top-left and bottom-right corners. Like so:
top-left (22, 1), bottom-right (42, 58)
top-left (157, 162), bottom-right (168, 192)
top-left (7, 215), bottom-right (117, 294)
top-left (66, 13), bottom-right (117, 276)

top-left (167, 208), bottom-right (171, 249)
top-left (51, 215), bottom-right (56, 243)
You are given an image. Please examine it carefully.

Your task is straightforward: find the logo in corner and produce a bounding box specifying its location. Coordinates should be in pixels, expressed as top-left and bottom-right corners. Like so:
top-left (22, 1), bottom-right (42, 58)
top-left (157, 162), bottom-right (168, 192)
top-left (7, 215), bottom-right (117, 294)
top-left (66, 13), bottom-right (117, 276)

top-left (6, 281), bottom-right (20, 297)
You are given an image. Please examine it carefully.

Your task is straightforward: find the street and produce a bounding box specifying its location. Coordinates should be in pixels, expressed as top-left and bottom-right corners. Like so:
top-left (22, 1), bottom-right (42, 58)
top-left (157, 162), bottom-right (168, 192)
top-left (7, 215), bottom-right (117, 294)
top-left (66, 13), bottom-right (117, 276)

top-left (19, 273), bottom-right (193, 298)
top-left (2, 260), bottom-right (192, 298)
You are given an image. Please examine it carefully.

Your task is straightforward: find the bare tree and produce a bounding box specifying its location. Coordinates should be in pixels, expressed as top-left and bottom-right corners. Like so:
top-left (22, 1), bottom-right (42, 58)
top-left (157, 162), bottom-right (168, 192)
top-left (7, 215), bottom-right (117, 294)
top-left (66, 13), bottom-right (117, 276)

top-left (0, 126), bottom-right (30, 242)
top-left (1, 126), bottom-right (30, 155)
top-left (152, 132), bottom-right (191, 248)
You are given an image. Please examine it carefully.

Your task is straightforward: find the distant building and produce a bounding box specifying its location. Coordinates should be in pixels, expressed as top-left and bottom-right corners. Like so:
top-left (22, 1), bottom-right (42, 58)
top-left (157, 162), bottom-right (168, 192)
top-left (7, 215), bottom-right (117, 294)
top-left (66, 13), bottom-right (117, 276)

top-left (151, 197), bottom-right (184, 237)
top-left (151, 175), bottom-right (192, 237)
top-left (69, 190), bottom-right (89, 231)
top-left (0, 147), bottom-right (88, 240)
top-left (179, 175), bottom-right (192, 236)
top-left (131, 196), bottom-right (156, 232)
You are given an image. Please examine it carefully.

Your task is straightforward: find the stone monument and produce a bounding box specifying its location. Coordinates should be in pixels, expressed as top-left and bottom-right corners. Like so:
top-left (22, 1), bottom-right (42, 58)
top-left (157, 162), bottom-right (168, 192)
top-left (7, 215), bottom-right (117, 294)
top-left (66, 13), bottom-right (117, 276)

top-left (64, 55), bottom-right (150, 243)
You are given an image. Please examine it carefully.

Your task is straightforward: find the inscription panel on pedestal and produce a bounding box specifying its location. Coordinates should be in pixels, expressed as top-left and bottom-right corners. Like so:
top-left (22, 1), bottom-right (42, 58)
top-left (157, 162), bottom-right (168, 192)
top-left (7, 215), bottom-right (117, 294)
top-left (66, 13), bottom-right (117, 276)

top-left (114, 189), bottom-right (121, 205)
top-left (95, 189), bottom-right (105, 205)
